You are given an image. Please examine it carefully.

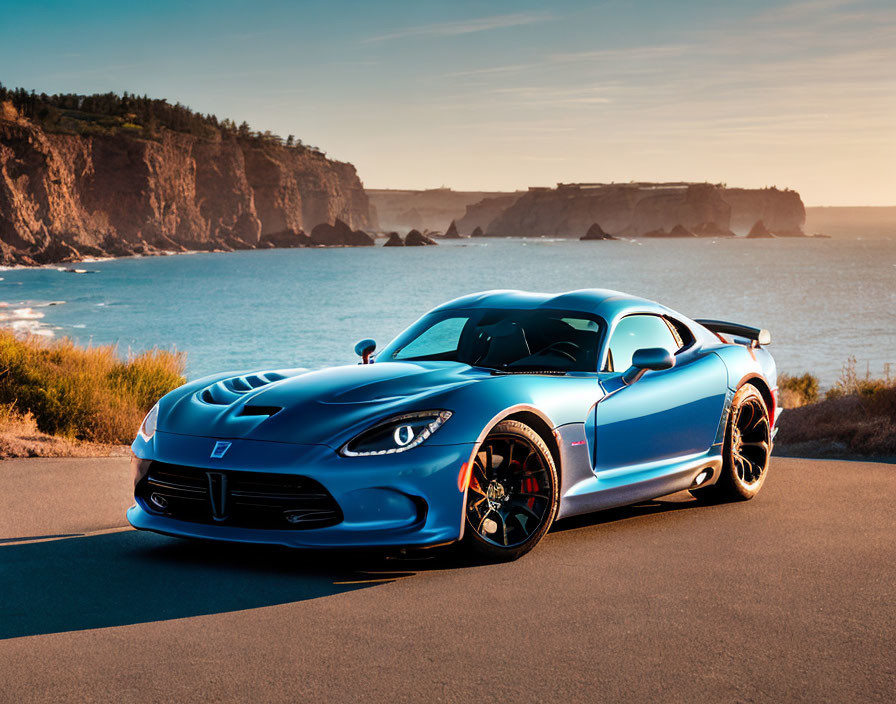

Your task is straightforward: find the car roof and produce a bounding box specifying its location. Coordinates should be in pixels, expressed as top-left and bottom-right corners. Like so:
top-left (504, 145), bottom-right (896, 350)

top-left (430, 289), bottom-right (673, 322)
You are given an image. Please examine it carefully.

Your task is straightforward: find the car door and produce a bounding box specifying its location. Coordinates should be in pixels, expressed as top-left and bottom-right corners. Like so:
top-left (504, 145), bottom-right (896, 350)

top-left (594, 314), bottom-right (728, 472)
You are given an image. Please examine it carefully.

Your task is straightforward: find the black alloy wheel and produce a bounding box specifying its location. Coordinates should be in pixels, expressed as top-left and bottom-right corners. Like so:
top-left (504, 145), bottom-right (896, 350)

top-left (464, 420), bottom-right (559, 561)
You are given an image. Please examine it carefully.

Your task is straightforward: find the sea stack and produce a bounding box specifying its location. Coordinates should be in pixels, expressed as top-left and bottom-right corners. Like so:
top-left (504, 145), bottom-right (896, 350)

top-left (747, 220), bottom-right (775, 238)
top-left (259, 229), bottom-right (312, 248)
top-left (383, 232), bottom-right (404, 247)
top-left (471, 226), bottom-right (485, 237)
top-left (310, 219), bottom-right (376, 246)
top-left (443, 220), bottom-right (463, 239)
top-left (405, 229), bottom-right (438, 246)
top-left (668, 224), bottom-right (697, 237)
top-left (693, 222), bottom-right (736, 238)
top-left (580, 222), bottom-right (616, 241)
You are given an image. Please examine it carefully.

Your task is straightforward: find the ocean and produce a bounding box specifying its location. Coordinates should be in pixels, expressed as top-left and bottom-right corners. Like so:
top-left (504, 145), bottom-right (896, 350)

top-left (2, 237), bottom-right (894, 387)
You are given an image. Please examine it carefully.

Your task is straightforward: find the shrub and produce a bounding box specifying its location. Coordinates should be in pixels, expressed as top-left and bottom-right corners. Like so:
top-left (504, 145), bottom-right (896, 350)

top-left (776, 359), bottom-right (896, 458)
top-left (826, 357), bottom-right (894, 400)
top-left (0, 331), bottom-right (185, 444)
top-left (777, 372), bottom-right (819, 408)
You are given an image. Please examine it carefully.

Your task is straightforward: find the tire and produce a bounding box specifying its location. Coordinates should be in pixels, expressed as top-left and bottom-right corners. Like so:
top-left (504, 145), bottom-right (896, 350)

top-left (693, 384), bottom-right (771, 502)
top-left (462, 420), bottom-right (559, 562)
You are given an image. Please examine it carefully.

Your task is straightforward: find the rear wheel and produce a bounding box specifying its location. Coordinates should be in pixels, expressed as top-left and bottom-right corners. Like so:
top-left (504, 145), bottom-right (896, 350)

top-left (463, 420), bottom-right (559, 562)
top-left (693, 384), bottom-right (771, 502)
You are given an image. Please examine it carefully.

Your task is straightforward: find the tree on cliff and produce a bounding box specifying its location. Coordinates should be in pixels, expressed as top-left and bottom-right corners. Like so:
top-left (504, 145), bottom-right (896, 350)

top-left (0, 82), bottom-right (313, 147)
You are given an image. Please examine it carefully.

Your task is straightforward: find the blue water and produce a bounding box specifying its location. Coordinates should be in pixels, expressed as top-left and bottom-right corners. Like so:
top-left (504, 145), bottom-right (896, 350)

top-left (2, 237), bottom-right (894, 387)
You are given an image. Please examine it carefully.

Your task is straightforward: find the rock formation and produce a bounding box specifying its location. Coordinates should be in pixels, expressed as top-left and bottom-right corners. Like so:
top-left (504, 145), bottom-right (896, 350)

top-left (722, 187), bottom-right (805, 234)
top-left (405, 229), bottom-right (438, 246)
top-left (668, 224), bottom-right (697, 237)
top-left (0, 109), bottom-right (375, 264)
top-left (486, 183), bottom-right (732, 238)
top-left (442, 220), bottom-right (463, 239)
top-left (259, 229), bottom-right (312, 248)
top-left (309, 219), bottom-right (375, 247)
top-left (471, 226), bottom-right (485, 237)
top-left (580, 222), bottom-right (616, 240)
top-left (459, 183), bottom-right (806, 239)
top-left (747, 220), bottom-right (775, 238)
top-left (367, 188), bottom-right (518, 232)
top-left (383, 232), bottom-right (404, 247)
top-left (693, 222), bottom-right (736, 238)
top-left (456, 194), bottom-right (523, 234)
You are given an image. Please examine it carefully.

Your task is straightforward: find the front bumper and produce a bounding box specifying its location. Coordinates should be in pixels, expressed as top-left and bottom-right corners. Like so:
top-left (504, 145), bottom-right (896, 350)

top-left (128, 430), bottom-right (473, 549)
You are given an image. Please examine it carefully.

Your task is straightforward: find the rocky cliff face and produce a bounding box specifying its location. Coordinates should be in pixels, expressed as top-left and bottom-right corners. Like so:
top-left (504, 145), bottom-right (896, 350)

top-left (481, 183), bottom-right (805, 238)
top-left (0, 114), bottom-right (374, 264)
top-left (455, 194), bottom-right (522, 234)
top-left (722, 188), bottom-right (805, 234)
top-left (366, 188), bottom-right (520, 232)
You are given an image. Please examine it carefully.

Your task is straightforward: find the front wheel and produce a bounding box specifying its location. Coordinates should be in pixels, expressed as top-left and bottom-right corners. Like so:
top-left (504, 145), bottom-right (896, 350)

top-left (462, 420), bottom-right (559, 562)
top-left (693, 384), bottom-right (771, 502)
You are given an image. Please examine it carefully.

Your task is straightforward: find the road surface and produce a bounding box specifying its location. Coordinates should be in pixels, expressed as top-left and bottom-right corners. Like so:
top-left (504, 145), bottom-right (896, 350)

top-left (1, 456), bottom-right (893, 703)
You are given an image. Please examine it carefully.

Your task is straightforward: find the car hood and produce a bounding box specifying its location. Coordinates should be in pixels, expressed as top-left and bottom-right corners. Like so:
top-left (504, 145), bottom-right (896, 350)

top-left (158, 361), bottom-right (486, 446)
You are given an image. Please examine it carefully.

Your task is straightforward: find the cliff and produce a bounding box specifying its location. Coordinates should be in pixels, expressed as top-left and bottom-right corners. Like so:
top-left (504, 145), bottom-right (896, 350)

top-left (722, 187), bottom-right (805, 234)
top-left (366, 188), bottom-right (521, 232)
top-left (456, 194), bottom-right (522, 234)
top-left (479, 183), bottom-right (805, 238)
top-left (0, 111), bottom-right (374, 265)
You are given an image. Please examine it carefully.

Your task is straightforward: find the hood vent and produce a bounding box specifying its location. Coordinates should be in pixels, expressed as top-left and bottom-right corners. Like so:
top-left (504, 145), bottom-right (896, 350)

top-left (238, 405), bottom-right (282, 417)
top-left (198, 372), bottom-right (288, 406)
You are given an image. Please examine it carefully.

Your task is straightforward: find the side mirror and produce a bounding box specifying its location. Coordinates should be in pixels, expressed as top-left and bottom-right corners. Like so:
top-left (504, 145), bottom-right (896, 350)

top-left (622, 347), bottom-right (674, 385)
top-left (354, 338), bottom-right (376, 364)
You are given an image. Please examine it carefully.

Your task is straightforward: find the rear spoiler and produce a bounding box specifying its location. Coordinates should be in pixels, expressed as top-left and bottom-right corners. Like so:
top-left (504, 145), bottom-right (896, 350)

top-left (695, 319), bottom-right (771, 346)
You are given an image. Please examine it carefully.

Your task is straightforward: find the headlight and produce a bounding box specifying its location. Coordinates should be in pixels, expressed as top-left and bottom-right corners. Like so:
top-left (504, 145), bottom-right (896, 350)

top-left (340, 410), bottom-right (452, 457)
top-left (138, 403), bottom-right (159, 442)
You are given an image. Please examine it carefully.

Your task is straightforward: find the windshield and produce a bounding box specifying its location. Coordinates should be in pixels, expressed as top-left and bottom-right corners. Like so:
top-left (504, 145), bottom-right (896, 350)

top-left (379, 308), bottom-right (604, 373)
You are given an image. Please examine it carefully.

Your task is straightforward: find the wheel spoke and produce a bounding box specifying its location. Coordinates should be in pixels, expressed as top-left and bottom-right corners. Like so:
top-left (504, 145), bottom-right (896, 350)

top-left (733, 453), bottom-right (747, 480)
top-left (465, 433), bottom-right (554, 549)
top-left (509, 500), bottom-right (541, 523)
top-left (472, 458), bottom-right (489, 487)
top-left (517, 491), bottom-right (549, 499)
top-left (494, 510), bottom-right (509, 546)
top-left (469, 495), bottom-right (488, 510)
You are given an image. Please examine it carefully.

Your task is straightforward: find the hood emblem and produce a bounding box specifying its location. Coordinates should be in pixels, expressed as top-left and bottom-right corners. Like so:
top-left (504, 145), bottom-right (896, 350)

top-left (210, 441), bottom-right (232, 459)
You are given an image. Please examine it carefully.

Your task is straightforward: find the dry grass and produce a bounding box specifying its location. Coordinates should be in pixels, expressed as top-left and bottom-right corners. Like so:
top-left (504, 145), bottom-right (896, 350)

top-left (0, 331), bottom-right (185, 448)
top-left (776, 359), bottom-right (896, 459)
top-left (0, 403), bottom-right (129, 458)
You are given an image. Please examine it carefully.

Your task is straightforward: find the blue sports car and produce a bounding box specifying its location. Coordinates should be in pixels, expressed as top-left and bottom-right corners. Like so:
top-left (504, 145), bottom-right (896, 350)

top-left (129, 289), bottom-right (780, 561)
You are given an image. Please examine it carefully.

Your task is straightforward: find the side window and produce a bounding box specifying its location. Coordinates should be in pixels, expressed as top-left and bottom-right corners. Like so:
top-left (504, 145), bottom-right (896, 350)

top-left (604, 314), bottom-right (678, 372)
top-left (665, 316), bottom-right (695, 352)
top-left (393, 317), bottom-right (466, 360)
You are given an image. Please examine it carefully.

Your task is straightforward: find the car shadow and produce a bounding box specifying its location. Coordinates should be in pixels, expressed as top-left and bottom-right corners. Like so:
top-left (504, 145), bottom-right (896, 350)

top-left (551, 491), bottom-right (705, 533)
top-left (0, 530), bottom-right (401, 640)
top-left (0, 493), bottom-right (706, 640)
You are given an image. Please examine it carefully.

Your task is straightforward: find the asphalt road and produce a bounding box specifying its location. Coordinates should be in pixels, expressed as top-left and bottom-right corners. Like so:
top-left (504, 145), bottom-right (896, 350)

top-left (0, 456), bottom-right (893, 703)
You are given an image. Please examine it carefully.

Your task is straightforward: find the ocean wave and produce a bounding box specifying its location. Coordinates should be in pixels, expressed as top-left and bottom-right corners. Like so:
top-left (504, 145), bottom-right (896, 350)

top-left (0, 301), bottom-right (61, 337)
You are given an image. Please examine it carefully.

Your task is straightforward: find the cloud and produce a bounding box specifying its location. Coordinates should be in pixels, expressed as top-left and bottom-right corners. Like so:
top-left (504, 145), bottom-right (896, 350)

top-left (363, 12), bottom-right (551, 44)
top-left (443, 64), bottom-right (534, 79)
top-left (550, 45), bottom-right (693, 64)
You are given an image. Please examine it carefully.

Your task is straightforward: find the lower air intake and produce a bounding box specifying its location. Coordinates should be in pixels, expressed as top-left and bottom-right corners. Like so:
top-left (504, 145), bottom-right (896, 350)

top-left (136, 462), bottom-right (343, 530)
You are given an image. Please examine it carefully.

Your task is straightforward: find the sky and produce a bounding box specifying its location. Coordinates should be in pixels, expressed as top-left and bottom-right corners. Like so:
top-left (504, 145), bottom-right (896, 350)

top-left (1, 0), bottom-right (893, 205)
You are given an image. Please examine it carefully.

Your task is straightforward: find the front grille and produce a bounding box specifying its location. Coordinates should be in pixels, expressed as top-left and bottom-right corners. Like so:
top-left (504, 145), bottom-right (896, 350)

top-left (136, 462), bottom-right (342, 530)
